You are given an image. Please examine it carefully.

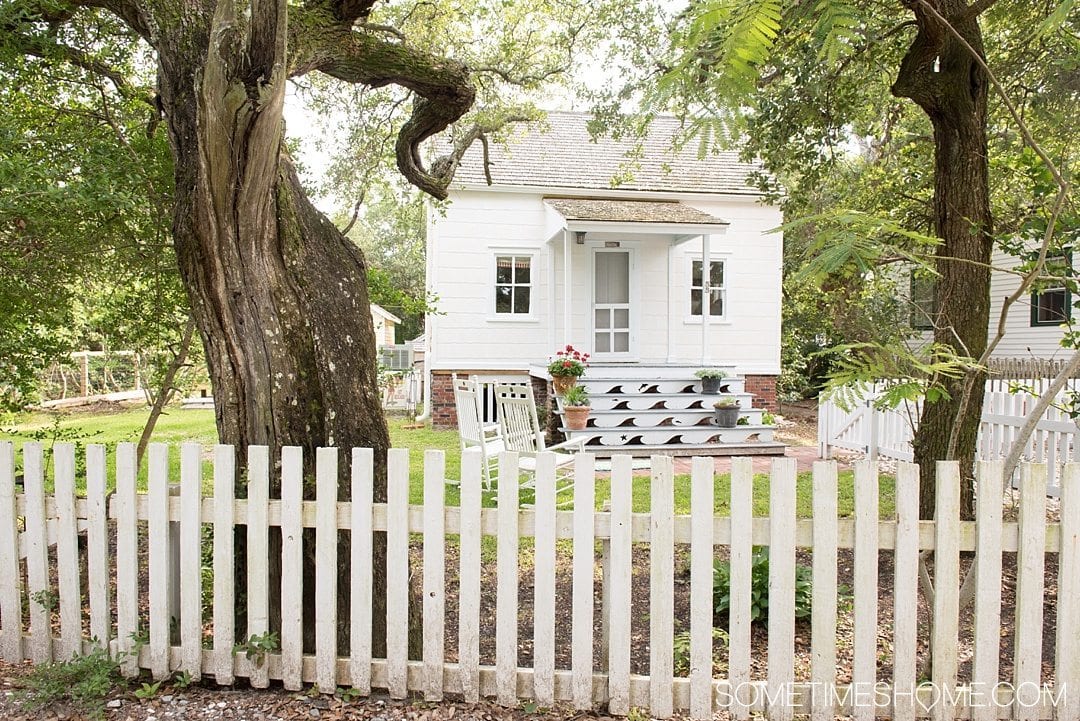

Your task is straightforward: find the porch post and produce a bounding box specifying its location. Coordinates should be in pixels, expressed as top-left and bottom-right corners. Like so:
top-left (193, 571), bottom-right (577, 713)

top-left (563, 229), bottom-right (572, 347)
top-left (667, 240), bottom-right (675, 363)
top-left (701, 234), bottom-right (711, 365)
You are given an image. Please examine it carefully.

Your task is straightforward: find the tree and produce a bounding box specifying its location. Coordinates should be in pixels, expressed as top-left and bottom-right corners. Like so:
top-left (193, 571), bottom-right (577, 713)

top-left (621, 0), bottom-right (1077, 518)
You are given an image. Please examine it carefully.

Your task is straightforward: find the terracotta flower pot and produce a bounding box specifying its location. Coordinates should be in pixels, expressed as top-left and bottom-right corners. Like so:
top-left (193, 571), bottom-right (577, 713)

top-left (552, 375), bottom-right (577, 395)
top-left (563, 405), bottom-right (590, 430)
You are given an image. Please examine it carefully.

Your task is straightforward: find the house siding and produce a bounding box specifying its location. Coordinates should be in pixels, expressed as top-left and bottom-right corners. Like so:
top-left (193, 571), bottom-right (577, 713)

top-left (987, 248), bottom-right (1072, 359)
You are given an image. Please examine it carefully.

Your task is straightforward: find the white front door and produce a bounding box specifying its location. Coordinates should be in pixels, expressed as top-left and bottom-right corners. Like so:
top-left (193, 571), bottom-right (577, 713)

top-left (592, 248), bottom-right (634, 358)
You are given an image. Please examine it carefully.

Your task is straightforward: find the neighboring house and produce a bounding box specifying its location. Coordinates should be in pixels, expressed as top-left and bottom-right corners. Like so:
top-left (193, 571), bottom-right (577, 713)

top-left (910, 248), bottom-right (1074, 359)
top-left (424, 112), bottom-right (784, 454)
top-left (370, 303), bottom-right (400, 348)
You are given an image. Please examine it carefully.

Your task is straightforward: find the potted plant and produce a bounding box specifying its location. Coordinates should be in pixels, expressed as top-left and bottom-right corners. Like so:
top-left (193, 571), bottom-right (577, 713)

top-left (562, 384), bottom-right (591, 430)
top-left (713, 398), bottom-right (740, 428)
top-left (694, 368), bottom-right (727, 394)
top-left (548, 344), bottom-right (590, 395)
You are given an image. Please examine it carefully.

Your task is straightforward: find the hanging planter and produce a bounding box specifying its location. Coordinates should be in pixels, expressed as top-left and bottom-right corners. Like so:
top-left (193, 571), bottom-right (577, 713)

top-left (552, 375), bottom-right (577, 395)
top-left (547, 344), bottom-right (590, 396)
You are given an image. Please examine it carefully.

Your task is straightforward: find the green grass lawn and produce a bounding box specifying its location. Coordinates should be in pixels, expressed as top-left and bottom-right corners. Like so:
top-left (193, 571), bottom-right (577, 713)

top-left (0, 405), bottom-right (894, 516)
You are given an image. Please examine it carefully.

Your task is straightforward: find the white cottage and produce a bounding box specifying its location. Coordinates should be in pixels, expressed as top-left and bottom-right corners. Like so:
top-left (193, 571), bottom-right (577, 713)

top-left (424, 112), bottom-right (784, 454)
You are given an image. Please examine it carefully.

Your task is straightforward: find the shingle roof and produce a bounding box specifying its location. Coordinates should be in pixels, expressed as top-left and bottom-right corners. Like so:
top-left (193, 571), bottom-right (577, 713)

top-left (545, 198), bottom-right (728, 225)
top-left (450, 112), bottom-right (761, 196)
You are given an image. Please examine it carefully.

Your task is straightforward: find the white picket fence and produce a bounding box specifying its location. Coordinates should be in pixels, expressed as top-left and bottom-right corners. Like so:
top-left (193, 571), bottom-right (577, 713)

top-left (1, 441), bottom-right (1077, 720)
top-left (819, 386), bottom-right (1080, 494)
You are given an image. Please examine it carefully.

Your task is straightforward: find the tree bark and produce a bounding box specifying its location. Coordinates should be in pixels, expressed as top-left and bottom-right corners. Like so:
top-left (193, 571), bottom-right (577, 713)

top-left (892, 0), bottom-right (993, 520)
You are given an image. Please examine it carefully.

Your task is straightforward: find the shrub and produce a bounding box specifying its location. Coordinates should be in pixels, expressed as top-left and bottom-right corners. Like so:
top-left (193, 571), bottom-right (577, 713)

top-left (713, 547), bottom-right (813, 623)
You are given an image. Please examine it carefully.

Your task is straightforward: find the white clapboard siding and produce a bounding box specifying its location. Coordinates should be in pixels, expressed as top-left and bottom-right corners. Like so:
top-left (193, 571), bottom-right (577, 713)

top-left (213, 445), bottom-right (236, 685)
top-left (767, 458), bottom-right (797, 721)
top-left (810, 461), bottom-right (838, 721)
top-left (458, 449), bottom-right (483, 704)
top-left (315, 447), bottom-right (339, 693)
top-left (1014, 463), bottom-right (1047, 721)
top-left (932, 462), bottom-right (962, 721)
top-left (23, 443), bottom-right (50, 664)
top-left (147, 443), bottom-right (171, 680)
top-left (607, 454), bottom-right (634, 717)
top-left (688, 456), bottom-right (715, 720)
top-left (386, 448), bottom-right (410, 699)
top-left (495, 452), bottom-right (520, 708)
top-left (0, 443), bottom-right (22, 662)
top-left (350, 448), bottom-right (374, 694)
top-left (727, 457), bottom-right (753, 721)
top-left (280, 446), bottom-right (304, 691)
top-left (0, 444), bottom-right (1070, 721)
top-left (114, 443), bottom-right (139, 677)
top-left (891, 463), bottom-right (920, 721)
top-left (532, 453), bottom-right (557, 708)
top-left (570, 453), bottom-right (596, 710)
top-left (179, 443), bottom-right (202, 679)
top-left (1057, 464), bottom-right (1080, 721)
top-left (423, 449), bottom-right (446, 702)
top-left (971, 461), bottom-right (1004, 721)
top-left (852, 461), bottom-right (879, 721)
top-left (53, 443), bottom-right (82, 661)
top-left (85, 444), bottom-right (109, 650)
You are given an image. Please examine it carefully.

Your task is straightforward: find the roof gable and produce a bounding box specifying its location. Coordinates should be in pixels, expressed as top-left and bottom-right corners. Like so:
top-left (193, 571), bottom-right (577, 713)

top-left (450, 112), bottom-right (762, 196)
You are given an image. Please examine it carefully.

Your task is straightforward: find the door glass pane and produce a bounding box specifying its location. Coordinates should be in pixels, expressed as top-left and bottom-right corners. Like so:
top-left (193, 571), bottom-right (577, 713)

top-left (614, 332), bottom-right (630, 353)
top-left (614, 308), bottom-right (629, 328)
top-left (595, 333), bottom-right (610, 353)
top-left (595, 308), bottom-right (610, 329)
top-left (596, 252), bottom-right (629, 304)
top-left (514, 287), bottom-right (531, 314)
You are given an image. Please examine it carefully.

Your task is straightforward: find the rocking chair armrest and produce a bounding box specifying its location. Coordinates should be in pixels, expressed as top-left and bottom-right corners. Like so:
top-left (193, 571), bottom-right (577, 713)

top-left (546, 436), bottom-right (587, 454)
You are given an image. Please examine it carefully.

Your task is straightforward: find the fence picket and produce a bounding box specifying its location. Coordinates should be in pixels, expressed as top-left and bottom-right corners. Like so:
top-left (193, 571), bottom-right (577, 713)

top-left (1057, 463), bottom-right (1080, 721)
top-left (892, 463), bottom-right (920, 721)
top-left (727, 456), bottom-right (753, 721)
top-left (810, 461), bottom-right (838, 721)
top-left (532, 452), bottom-right (557, 707)
top-left (212, 445), bottom-right (236, 685)
top-left (607, 454), bottom-right (633, 716)
top-left (350, 448), bottom-right (374, 694)
top-left (179, 443), bottom-right (202, 678)
top-left (280, 446), bottom-right (304, 691)
top-left (496, 452), bottom-right (520, 707)
top-left (315, 447), bottom-right (339, 693)
top-left (852, 460), bottom-right (879, 721)
top-left (650, 455), bottom-right (675, 718)
top-left (423, 449), bottom-right (446, 701)
top-left (570, 453), bottom-right (596, 710)
top-left (86, 445), bottom-right (109, 650)
top-left (54, 443), bottom-right (82, 661)
top-left (23, 444), bottom-right (50, 664)
top-left (688, 456), bottom-right (714, 720)
top-left (246, 446), bottom-right (271, 688)
top-left (114, 443), bottom-right (138, 676)
top-left (971, 461), bottom-right (1004, 721)
top-left (147, 443), bottom-right (171, 679)
top-left (1013, 463), bottom-right (1046, 721)
top-left (767, 458), bottom-right (797, 721)
top-left (0, 443), bottom-right (21, 662)
top-left (458, 449), bottom-right (483, 703)
top-left (932, 462), bottom-right (961, 721)
top-left (386, 448), bottom-right (410, 699)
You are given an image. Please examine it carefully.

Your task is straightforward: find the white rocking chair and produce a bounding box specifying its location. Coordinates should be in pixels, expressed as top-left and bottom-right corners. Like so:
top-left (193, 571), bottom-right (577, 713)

top-left (452, 374), bottom-right (504, 490)
top-left (493, 383), bottom-right (586, 497)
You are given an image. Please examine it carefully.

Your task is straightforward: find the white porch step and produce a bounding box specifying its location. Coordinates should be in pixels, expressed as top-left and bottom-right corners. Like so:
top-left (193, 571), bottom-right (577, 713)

top-left (587, 392), bottom-right (755, 412)
top-left (578, 379), bottom-right (746, 395)
top-left (529, 363), bottom-right (737, 382)
top-left (563, 425), bottom-right (776, 447)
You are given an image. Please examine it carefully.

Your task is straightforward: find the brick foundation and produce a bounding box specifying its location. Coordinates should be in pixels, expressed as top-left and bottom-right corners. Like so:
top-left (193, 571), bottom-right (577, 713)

top-left (430, 370), bottom-right (536, 429)
top-left (743, 374), bottom-right (779, 412)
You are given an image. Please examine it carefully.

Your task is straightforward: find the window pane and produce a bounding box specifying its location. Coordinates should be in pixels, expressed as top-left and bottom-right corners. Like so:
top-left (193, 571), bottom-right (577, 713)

top-left (710, 261), bottom-right (724, 287)
top-left (710, 290), bottom-right (724, 316)
top-left (496, 257), bottom-right (512, 284)
top-left (614, 332), bottom-right (630, 353)
top-left (514, 257), bottom-right (530, 283)
top-left (514, 286), bottom-right (530, 314)
top-left (690, 290), bottom-right (702, 316)
top-left (1037, 289), bottom-right (1068, 323)
top-left (691, 260), bottom-right (703, 286)
top-left (595, 333), bottom-right (610, 353)
top-left (496, 285), bottom-right (512, 313)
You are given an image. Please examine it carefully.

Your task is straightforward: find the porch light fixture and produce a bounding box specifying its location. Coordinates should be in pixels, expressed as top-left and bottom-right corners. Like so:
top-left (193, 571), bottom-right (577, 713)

top-left (575, 231), bottom-right (586, 244)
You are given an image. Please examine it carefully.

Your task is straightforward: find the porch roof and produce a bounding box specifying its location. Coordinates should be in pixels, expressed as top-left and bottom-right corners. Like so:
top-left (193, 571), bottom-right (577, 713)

top-left (544, 198), bottom-right (729, 240)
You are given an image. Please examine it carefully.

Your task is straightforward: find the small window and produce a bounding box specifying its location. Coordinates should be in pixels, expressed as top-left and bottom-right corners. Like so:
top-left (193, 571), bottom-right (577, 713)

top-left (495, 255), bottom-right (532, 315)
top-left (1031, 254), bottom-right (1072, 327)
top-left (909, 272), bottom-right (936, 330)
top-left (691, 259), bottom-right (725, 317)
